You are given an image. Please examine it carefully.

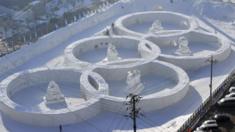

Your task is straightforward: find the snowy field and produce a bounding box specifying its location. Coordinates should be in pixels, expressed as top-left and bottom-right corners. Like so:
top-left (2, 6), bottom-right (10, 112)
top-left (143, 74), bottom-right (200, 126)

top-left (206, 18), bottom-right (235, 41)
top-left (0, 0), bottom-right (235, 132)
top-left (195, 0), bottom-right (235, 41)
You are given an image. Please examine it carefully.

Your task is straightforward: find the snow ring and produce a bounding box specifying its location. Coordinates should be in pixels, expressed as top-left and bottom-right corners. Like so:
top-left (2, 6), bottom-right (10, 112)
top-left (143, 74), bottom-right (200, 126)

top-left (64, 36), bottom-right (160, 69)
top-left (0, 67), bottom-right (103, 126)
top-left (146, 31), bottom-right (231, 70)
top-left (115, 11), bottom-right (198, 38)
top-left (83, 60), bottom-right (190, 112)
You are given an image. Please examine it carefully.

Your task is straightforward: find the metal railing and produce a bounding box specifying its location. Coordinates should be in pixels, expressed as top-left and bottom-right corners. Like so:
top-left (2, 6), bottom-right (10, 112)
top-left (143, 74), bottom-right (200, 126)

top-left (177, 71), bottom-right (235, 132)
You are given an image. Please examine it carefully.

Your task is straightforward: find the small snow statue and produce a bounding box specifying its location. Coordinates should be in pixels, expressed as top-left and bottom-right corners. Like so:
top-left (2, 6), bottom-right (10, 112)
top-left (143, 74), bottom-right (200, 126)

top-left (44, 81), bottom-right (66, 105)
top-left (170, 39), bottom-right (177, 47)
top-left (232, 20), bottom-right (235, 26)
top-left (149, 19), bottom-right (163, 34)
top-left (181, 20), bottom-right (188, 27)
top-left (106, 43), bottom-right (121, 61)
top-left (109, 23), bottom-right (115, 35)
top-left (105, 29), bottom-right (110, 36)
top-left (175, 36), bottom-right (192, 56)
top-left (126, 70), bottom-right (144, 95)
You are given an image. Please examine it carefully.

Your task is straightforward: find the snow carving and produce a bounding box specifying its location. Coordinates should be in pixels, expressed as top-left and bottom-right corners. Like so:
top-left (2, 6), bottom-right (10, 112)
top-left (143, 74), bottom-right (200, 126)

top-left (44, 81), bottom-right (66, 105)
top-left (232, 20), bottom-right (235, 26)
top-left (181, 20), bottom-right (188, 27)
top-left (125, 69), bottom-right (144, 95)
top-left (149, 19), bottom-right (163, 34)
top-left (104, 29), bottom-right (110, 36)
top-left (175, 36), bottom-right (192, 56)
top-left (105, 43), bottom-right (121, 61)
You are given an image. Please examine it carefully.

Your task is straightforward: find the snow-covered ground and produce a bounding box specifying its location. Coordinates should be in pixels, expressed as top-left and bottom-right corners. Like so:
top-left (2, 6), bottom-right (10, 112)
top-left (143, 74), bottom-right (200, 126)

top-left (1, 0), bottom-right (235, 132)
top-left (195, 0), bottom-right (235, 41)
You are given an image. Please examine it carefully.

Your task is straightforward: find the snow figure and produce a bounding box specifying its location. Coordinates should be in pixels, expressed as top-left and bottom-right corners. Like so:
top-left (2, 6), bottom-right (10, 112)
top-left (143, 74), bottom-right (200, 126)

top-left (154, 5), bottom-right (163, 11)
top-left (125, 70), bottom-right (144, 95)
top-left (110, 22), bottom-right (115, 35)
top-left (55, 24), bottom-right (59, 29)
top-left (106, 43), bottom-right (121, 61)
top-left (44, 81), bottom-right (66, 105)
top-left (74, 16), bottom-right (77, 22)
top-left (104, 29), bottom-right (110, 36)
top-left (175, 36), bottom-right (192, 56)
top-left (181, 20), bottom-right (188, 27)
top-left (149, 19), bottom-right (163, 34)
top-left (170, 39), bottom-right (178, 47)
top-left (232, 20), bottom-right (235, 26)
top-left (111, 23), bottom-right (115, 31)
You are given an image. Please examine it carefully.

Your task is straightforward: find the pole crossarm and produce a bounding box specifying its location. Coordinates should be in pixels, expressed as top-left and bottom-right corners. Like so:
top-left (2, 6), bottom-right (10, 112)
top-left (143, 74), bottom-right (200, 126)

top-left (125, 94), bottom-right (142, 132)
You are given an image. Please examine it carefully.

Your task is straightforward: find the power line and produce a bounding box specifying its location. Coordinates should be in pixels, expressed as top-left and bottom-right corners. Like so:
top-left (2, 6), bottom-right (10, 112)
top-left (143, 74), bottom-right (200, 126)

top-left (142, 115), bottom-right (171, 132)
top-left (104, 101), bottom-right (130, 132)
top-left (138, 118), bottom-right (158, 132)
top-left (119, 118), bottom-right (132, 132)
top-left (66, 107), bottom-right (104, 132)
top-left (116, 116), bottom-right (130, 132)
top-left (110, 115), bottom-right (126, 132)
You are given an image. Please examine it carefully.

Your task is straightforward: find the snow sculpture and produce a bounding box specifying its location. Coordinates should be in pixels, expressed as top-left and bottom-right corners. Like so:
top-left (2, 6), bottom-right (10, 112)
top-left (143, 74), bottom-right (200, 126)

top-left (149, 19), bottom-right (163, 34)
top-left (44, 81), bottom-right (66, 105)
top-left (154, 5), bottom-right (163, 11)
top-left (125, 70), bottom-right (144, 95)
top-left (175, 36), bottom-right (192, 56)
top-left (171, 39), bottom-right (178, 47)
top-left (232, 20), bottom-right (235, 26)
top-left (105, 43), bottom-right (121, 61)
top-left (181, 20), bottom-right (188, 27)
top-left (104, 29), bottom-right (110, 36)
top-left (110, 23), bottom-right (115, 34)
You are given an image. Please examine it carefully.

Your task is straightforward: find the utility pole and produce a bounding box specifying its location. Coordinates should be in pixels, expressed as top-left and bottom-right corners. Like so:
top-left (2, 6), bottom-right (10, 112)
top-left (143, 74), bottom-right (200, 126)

top-left (125, 94), bottom-right (142, 132)
top-left (207, 55), bottom-right (216, 104)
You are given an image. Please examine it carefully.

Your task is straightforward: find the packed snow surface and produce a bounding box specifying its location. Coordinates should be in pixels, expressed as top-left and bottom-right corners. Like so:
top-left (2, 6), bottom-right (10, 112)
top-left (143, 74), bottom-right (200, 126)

top-left (0, 0), bottom-right (235, 132)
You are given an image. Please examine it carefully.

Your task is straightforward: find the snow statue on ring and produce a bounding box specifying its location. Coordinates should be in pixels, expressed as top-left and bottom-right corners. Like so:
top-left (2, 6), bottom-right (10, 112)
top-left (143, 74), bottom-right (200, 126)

top-left (175, 36), bottom-right (192, 56)
top-left (44, 81), bottom-right (66, 105)
top-left (149, 19), bottom-right (163, 34)
top-left (125, 69), bottom-right (144, 95)
top-left (105, 43), bottom-right (121, 62)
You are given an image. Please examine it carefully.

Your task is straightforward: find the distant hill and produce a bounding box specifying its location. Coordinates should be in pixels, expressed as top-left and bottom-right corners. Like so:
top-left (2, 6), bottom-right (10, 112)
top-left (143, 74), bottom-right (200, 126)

top-left (0, 0), bottom-right (35, 10)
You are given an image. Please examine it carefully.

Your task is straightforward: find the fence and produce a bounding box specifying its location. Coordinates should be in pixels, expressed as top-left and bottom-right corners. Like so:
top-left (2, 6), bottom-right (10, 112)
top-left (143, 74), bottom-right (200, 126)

top-left (177, 70), bottom-right (235, 132)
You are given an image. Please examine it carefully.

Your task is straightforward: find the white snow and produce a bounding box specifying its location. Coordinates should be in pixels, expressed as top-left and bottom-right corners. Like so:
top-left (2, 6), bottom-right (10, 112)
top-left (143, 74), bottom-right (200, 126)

top-left (1, 0), bottom-right (235, 132)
